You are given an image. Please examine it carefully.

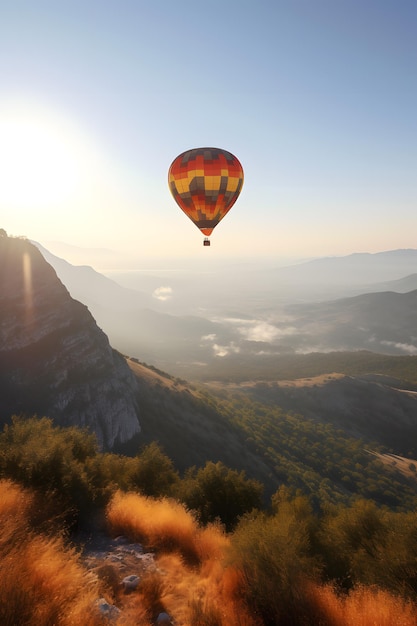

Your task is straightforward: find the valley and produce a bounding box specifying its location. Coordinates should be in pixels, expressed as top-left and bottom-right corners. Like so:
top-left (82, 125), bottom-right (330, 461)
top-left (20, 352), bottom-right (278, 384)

top-left (35, 243), bottom-right (417, 380)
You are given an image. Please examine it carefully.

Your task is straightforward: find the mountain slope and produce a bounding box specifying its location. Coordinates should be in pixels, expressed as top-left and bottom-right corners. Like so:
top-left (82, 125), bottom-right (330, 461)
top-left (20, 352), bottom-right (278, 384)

top-left (34, 242), bottom-right (153, 311)
top-left (284, 290), bottom-right (417, 355)
top-left (209, 373), bottom-right (417, 457)
top-left (370, 273), bottom-right (417, 293)
top-left (127, 358), bottom-right (275, 497)
top-left (128, 359), bottom-right (417, 508)
top-left (0, 235), bottom-right (141, 450)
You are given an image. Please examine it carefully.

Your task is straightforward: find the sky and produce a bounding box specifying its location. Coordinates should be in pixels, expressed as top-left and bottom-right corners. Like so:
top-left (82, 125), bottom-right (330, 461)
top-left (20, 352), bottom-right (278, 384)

top-left (0, 0), bottom-right (416, 268)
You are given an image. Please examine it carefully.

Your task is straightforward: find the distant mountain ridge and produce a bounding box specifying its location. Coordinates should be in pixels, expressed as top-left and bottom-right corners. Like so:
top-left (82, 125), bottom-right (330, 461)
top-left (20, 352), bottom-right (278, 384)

top-left (274, 249), bottom-right (417, 285)
top-left (283, 289), bottom-right (417, 356)
top-left (31, 243), bottom-right (417, 377)
top-left (0, 235), bottom-right (141, 450)
top-left (370, 273), bottom-right (417, 293)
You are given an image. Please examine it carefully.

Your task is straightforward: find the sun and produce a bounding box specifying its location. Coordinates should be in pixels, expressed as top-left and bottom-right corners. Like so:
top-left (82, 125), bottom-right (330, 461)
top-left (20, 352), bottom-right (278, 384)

top-left (0, 107), bottom-right (84, 211)
top-left (0, 100), bottom-right (136, 247)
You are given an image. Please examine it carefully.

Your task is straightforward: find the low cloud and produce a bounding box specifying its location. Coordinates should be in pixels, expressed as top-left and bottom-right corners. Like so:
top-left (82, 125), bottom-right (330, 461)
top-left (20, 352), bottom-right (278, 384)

top-left (294, 345), bottom-right (338, 354)
top-left (201, 333), bottom-right (217, 342)
top-left (200, 333), bottom-right (240, 357)
top-left (238, 321), bottom-right (297, 343)
top-left (153, 286), bottom-right (173, 301)
top-left (380, 340), bottom-right (417, 355)
top-left (210, 316), bottom-right (298, 344)
top-left (213, 342), bottom-right (241, 357)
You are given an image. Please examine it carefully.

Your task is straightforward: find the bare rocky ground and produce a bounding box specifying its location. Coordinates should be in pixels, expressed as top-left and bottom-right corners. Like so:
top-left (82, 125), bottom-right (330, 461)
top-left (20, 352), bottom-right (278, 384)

top-left (80, 533), bottom-right (156, 581)
top-left (75, 530), bottom-right (174, 624)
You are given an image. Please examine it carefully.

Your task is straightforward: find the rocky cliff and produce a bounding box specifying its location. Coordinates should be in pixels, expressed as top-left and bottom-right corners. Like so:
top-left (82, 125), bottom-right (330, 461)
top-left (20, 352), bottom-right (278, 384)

top-left (0, 234), bottom-right (140, 450)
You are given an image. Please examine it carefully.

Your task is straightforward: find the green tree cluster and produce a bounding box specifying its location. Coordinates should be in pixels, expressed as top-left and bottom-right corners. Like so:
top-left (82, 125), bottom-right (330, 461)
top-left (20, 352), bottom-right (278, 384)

top-left (214, 391), bottom-right (417, 510)
top-left (0, 417), bottom-right (261, 531)
top-left (179, 461), bottom-right (263, 531)
top-left (228, 490), bottom-right (417, 624)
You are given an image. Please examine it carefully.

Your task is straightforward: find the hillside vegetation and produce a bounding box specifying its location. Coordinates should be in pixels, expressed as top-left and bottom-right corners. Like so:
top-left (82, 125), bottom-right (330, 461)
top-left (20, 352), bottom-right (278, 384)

top-left (2, 417), bottom-right (417, 624)
top-left (129, 360), bottom-right (417, 509)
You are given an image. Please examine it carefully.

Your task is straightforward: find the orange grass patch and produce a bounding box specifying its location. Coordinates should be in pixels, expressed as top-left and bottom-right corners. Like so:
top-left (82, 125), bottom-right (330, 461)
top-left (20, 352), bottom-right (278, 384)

top-left (153, 552), bottom-right (259, 626)
top-left (0, 480), bottom-right (103, 626)
top-left (106, 492), bottom-right (259, 625)
top-left (308, 583), bottom-right (417, 626)
top-left (106, 491), bottom-right (215, 563)
top-left (0, 479), bottom-right (32, 515)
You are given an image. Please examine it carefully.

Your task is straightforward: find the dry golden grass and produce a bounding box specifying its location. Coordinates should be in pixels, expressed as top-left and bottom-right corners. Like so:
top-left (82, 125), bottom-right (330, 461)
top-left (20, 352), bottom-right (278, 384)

top-left (106, 491), bottom-right (230, 559)
top-left (206, 373), bottom-right (344, 392)
top-left (307, 583), bottom-right (417, 626)
top-left (0, 478), bottom-right (32, 516)
top-left (106, 491), bottom-right (209, 563)
top-left (149, 552), bottom-right (259, 626)
top-left (369, 450), bottom-right (417, 481)
top-left (106, 491), bottom-right (260, 626)
top-left (0, 480), bottom-right (103, 626)
top-left (3, 481), bottom-right (417, 625)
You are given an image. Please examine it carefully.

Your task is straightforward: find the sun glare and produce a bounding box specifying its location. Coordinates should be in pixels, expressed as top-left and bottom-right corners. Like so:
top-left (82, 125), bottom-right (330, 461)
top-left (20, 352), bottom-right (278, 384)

top-left (0, 108), bottom-right (84, 211)
top-left (22, 252), bottom-right (33, 323)
top-left (0, 102), bottom-right (140, 246)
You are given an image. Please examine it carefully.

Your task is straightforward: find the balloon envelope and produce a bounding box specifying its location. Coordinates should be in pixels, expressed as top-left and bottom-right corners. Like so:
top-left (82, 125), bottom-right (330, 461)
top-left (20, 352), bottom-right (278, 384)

top-left (168, 147), bottom-right (244, 237)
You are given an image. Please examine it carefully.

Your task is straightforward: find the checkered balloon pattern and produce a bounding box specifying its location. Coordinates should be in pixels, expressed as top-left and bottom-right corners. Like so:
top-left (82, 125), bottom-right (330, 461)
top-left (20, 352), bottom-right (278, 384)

top-left (168, 147), bottom-right (244, 237)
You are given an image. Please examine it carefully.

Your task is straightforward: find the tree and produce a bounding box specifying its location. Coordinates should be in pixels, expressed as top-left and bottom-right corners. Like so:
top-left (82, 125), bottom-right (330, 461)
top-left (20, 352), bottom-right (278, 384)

top-left (180, 461), bottom-right (262, 531)
top-left (128, 442), bottom-right (179, 497)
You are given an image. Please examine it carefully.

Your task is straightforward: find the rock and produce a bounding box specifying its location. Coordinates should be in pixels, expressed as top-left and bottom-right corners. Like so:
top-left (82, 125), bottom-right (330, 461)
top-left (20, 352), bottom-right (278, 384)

top-left (97, 598), bottom-right (121, 620)
top-left (0, 235), bottom-right (141, 450)
top-left (122, 574), bottom-right (140, 591)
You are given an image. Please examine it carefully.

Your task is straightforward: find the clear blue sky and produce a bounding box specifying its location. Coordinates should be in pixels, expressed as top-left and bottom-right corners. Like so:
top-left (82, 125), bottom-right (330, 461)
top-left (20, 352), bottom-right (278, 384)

top-left (1, 0), bottom-right (416, 264)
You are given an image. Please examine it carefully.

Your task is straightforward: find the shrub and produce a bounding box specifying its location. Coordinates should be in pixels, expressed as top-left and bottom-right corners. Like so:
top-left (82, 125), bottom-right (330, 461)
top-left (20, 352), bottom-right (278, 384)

top-left (179, 461), bottom-right (263, 531)
top-left (227, 506), bottom-right (321, 625)
top-left (127, 442), bottom-right (180, 497)
top-left (0, 416), bottom-right (99, 524)
top-left (319, 499), bottom-right (391, 588)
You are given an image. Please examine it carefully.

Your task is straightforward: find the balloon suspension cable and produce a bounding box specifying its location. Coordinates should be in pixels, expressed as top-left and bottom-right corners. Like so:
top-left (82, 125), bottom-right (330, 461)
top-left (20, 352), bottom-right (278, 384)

top-left (203, 237), bottom-right (210, 247)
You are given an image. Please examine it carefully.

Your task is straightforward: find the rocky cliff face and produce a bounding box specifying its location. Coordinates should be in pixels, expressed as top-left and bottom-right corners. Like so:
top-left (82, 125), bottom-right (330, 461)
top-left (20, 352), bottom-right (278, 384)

top-left (0, 234), bottom-right (140, 450)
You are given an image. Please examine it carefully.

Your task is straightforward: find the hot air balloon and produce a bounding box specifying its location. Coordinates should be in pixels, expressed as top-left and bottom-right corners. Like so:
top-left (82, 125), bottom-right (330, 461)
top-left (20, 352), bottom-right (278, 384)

top-left (168, 147), bottom-right (244, 246)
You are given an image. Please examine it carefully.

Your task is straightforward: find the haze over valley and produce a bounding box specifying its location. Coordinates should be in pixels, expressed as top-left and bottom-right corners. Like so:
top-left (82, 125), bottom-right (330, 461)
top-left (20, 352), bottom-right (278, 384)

top-left (37, 243), bottom-right (417, 380)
